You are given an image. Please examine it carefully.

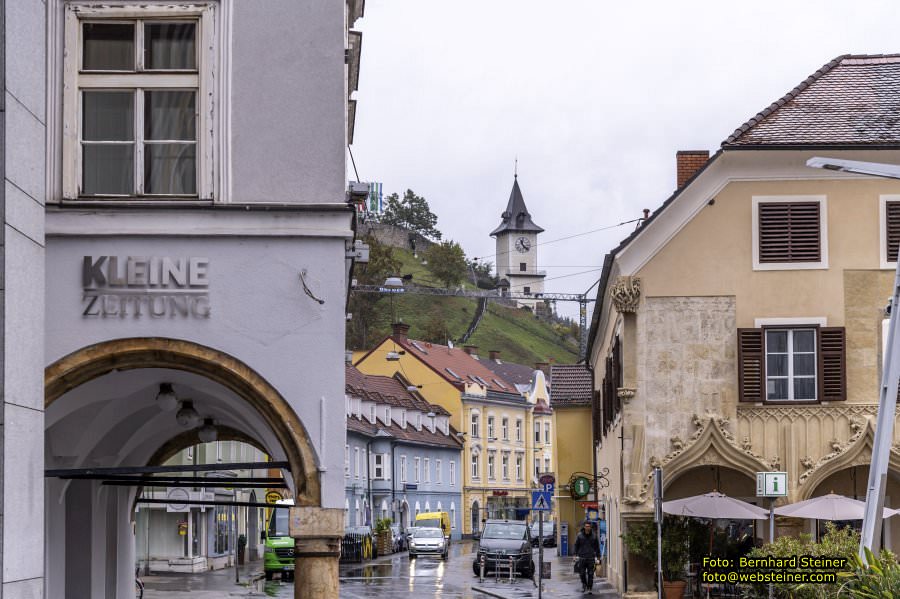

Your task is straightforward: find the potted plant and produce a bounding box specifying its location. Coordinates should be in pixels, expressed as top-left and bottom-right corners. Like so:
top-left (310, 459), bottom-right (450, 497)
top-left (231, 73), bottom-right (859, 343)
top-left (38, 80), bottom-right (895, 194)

top-left (622, 516), bottom-right (692, 599)
top-left (375, 518), bottom-right (393, 555)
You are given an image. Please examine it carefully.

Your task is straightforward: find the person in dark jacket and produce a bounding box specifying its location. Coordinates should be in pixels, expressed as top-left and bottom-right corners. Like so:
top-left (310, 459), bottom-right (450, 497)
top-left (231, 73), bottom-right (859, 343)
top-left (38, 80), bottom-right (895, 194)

top-left (574, 522), bottom-right (601, 593)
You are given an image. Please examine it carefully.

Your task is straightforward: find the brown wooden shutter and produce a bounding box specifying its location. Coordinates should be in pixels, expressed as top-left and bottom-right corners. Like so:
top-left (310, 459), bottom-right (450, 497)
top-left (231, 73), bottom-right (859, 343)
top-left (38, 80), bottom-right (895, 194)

top-left (887, 201), bottom-right (900, 262)
top-left (818, 327), bottom-right (846, 401)
top-left (758, 202), bottom-right (821, 263)
top-left (738, 329), bottom-right (764, 402)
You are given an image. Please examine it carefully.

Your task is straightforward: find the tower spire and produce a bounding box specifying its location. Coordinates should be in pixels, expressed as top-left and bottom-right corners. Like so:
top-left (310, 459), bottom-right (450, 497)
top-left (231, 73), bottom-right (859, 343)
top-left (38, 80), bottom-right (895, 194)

top-left (514, 156), bottom-right (518, 179)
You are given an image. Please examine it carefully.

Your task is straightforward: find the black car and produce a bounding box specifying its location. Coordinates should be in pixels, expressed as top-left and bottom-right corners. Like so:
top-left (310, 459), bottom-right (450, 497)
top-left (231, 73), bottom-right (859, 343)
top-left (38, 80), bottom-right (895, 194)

top-left (472, 519), bottom-right (535, 578)
top-left (529, 521), bottom-right (556, 547)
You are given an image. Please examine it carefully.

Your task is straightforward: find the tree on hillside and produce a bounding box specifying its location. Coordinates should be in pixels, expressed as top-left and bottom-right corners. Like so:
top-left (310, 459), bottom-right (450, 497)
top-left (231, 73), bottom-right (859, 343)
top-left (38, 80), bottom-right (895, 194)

top-left (424, 241), bottom-right (468, 288)
top-left (347, 235), bottom-right (402, 349)
top-left (421, 313), bottom-right (452, 345)
top-left (469, 259), bottom-right (498, 289)
top-left (380, 189), bottom-right (442, 240)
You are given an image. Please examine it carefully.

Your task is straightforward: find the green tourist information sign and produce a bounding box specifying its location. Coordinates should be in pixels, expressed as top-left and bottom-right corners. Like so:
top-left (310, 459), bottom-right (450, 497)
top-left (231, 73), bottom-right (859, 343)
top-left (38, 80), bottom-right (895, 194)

top-left (571, 476), bottom-right (591, 499)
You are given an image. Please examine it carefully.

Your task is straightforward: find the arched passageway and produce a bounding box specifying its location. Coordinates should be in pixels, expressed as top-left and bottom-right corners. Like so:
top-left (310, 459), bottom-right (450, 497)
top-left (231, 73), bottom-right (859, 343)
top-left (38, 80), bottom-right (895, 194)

top-left (44, 338), bottom-right (322, 598)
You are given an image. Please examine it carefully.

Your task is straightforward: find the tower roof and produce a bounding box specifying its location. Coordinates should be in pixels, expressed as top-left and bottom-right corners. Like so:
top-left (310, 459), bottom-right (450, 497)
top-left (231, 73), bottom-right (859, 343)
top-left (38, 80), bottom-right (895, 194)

top-left (490, 177), bottom-right (544, 236)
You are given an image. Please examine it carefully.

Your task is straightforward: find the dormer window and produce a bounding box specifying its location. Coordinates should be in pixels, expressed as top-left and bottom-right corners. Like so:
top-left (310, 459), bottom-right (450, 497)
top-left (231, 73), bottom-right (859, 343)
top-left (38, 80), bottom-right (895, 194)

top-left (445, 368), bottom-right (462, 380)
top-left (384, 406), bottom-right (391, 425)
top-left (369, 404), bottom-right (376, 423)
top-left (400, 409), bottom-right (407, 429)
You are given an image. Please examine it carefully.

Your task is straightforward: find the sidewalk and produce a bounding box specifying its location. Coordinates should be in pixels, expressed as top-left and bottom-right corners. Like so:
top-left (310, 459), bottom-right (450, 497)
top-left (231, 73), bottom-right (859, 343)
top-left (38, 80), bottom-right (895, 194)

top-left (142, 560), bottom-right (275, 598)
top-left (471, 550), bottom-right (619, 598)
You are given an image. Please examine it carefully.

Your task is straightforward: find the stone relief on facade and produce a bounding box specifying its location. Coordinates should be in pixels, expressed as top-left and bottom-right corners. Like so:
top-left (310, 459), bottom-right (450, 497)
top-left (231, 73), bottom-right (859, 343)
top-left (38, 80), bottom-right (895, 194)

top-left (797, 416), bottom-right (868, 485)
top-left (610, 276), bottom-right (641, 313)
top-left (621, 414), bottom-right (768, 506)
top-left (617, 387), bottom-right (636, 404)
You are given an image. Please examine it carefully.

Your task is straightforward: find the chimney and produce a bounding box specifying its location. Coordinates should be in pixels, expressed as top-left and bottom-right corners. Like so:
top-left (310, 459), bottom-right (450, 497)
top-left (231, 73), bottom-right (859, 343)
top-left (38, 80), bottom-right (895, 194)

top-left (489, 350), bottom-right (501, 361)
top-left (534, 362), bottom-right (550, 376)
top-left (676, 150), bottom-right (709, 188)
top-left (463, 345), bottom-right (479, 357)
top-left (391, 322), bottom-right (410, 342)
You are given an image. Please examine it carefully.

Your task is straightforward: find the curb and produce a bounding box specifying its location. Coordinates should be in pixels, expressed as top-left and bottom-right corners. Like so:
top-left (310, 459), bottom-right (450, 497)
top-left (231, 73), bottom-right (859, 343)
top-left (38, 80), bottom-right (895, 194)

top-left (472, 587), bottom-right (512, 599)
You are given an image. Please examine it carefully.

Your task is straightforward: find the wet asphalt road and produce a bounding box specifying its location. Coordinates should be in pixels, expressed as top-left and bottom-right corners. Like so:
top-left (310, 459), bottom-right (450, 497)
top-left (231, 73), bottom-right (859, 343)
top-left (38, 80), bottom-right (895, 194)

top-left (143, 540), bottom-right (610, 598)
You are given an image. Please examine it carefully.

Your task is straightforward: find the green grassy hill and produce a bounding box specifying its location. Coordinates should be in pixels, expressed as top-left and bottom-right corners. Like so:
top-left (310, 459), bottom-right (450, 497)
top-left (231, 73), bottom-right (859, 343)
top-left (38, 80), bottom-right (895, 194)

top-left (352, 248), bottom-right (579, 365)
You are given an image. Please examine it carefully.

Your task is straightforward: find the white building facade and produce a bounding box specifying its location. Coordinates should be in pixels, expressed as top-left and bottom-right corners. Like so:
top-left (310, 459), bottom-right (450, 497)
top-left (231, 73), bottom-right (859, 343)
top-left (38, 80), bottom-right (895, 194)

top-left (2, 1), bottom-right (364, 597)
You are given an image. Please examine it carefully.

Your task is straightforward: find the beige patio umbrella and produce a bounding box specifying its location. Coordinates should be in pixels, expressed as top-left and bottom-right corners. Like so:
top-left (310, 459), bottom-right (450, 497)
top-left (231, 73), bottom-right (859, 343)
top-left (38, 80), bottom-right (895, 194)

top-left (774, 493), bottom-right (899, 520)
top-left (663, 492), bottom-right (770, 520)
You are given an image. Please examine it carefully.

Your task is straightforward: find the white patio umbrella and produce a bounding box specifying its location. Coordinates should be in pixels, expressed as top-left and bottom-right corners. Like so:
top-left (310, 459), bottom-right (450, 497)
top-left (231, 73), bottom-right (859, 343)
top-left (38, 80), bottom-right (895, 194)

top-left (663, 492), bottom-right (770, 520)
top-left (774, 493), bottom-right (899, 520)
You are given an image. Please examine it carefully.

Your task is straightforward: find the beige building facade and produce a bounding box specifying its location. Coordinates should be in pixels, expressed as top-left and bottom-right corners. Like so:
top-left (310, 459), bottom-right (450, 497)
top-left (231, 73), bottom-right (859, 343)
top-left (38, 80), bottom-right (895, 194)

top-left (587, 54), bottom-right (900, 593)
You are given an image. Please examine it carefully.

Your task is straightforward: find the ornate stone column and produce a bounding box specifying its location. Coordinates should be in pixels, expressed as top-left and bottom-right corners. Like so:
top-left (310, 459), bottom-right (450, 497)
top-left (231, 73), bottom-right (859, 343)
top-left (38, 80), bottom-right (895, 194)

top-left (609, 276), bottom-right (641, 313)
top-left (290, 506), bottom-right (344, 599)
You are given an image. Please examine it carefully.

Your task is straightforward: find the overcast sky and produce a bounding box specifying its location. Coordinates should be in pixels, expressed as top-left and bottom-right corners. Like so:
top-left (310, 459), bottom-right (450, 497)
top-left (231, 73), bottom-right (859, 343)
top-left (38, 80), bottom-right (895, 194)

top-left (350, 1), bottom-right (900, 319)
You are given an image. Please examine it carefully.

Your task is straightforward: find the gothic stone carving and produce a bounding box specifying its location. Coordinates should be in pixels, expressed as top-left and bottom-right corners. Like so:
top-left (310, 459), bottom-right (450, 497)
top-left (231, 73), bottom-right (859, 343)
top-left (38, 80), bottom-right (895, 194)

top-left (617, 387), bottom-right (636, 404)
top-left (610, 276), bottom-right (641, 313)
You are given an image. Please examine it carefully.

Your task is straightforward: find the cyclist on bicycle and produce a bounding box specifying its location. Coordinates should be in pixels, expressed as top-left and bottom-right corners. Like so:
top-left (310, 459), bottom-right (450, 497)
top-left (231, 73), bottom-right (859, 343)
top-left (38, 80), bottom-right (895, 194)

top-left (574, 521), bottom-right (601, 594)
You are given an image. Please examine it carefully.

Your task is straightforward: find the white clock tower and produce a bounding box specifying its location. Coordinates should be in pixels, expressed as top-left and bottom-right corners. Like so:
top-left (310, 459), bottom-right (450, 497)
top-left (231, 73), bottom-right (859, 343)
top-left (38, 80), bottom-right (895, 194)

top-left (490, 175), bottom-right (545, 308)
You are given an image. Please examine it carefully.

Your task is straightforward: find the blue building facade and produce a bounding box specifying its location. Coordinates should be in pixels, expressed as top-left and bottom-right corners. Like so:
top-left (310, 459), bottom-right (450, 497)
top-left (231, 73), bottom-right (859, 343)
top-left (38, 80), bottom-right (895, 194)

top-left (345, 366), bottom-right (464, 539)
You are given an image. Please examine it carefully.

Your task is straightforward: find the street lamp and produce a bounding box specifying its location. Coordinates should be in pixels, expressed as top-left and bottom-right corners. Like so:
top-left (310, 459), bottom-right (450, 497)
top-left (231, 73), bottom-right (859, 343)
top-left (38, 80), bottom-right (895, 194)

top-left (198, 418), bottom-right (218, 443)
top-left (808, 157), bottom-right (900, 560)
top-left (155, 383), bottom-right (178, 412)
top-left (383, 276), bottom-right (404, 323)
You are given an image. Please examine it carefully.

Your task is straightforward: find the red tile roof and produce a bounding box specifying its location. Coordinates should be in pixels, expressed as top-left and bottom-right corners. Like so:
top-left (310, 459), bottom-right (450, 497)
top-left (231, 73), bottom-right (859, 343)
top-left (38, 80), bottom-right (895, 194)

top-left (347, 415), bottom-right (463, 449)
top-left (393, 337), bottom-right (521, 397)
top-left (345, 364), bottom-right (450, 416)
top-left (550, 365), bottom-right (592, 406)
top-left (724, 54), bottom-right (900, 148)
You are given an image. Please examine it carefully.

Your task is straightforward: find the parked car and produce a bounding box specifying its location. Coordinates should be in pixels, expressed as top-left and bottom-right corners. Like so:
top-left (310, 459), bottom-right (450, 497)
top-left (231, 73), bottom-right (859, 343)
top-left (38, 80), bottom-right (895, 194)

top-left (390, 524), bottom-right (407, 552)
top-left (408, 527), bottom-right (448, 560)
top-left (529, 521), bottom-right (556, 547)
top-left (344, 525), bottom-right (378, 560)
top-left (472, 519), bottom-right (534, 578)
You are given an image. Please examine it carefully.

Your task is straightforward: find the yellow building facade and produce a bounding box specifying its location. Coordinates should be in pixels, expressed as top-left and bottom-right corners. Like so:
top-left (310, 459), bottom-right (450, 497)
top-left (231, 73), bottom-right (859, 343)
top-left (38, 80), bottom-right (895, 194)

top-left (586, 55), bottom-right (900, 594)
top-left (355, 324), bottom-right (542, 535)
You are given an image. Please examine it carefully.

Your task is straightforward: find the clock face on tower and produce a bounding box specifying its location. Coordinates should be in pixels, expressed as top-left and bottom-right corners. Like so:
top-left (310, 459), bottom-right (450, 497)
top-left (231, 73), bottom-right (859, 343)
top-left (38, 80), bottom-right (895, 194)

top-left (514, 237), bottom-right (531, 253)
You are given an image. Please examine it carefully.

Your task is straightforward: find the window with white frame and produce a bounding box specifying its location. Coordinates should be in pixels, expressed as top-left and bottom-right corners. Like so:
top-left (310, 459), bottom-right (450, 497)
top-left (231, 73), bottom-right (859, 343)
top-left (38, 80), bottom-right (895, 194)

top-left (515, 419), bottom-right (522, 442)
top-left (449, 460), bottom-right (456, 485)
top-left (471, 453), bottom-right (480, 479)
top-left (487, 453), bottom-right (495, 480)
top-left (534, 422), bottom-right (541, 444)
top-left (487, 415), bottom-right (495, 439)
top-left (414, 457), bottom-right (421, 483)
top-left (544, 457), bottom-right (551, 473)
top-left (344, 445), bottom-right (350, 478)
top-left (752, 196), bottom-right (828, 270)
top-left (401, 409), bottom-right (407, 428)
top-left (436, 459), bottom-right (442, 484)
top-left (373, 454), bottom-right (385, 480)
top-left (544, 422), bottom-right (550, 445)
top-left (369, 404), bottom-right (376, 423)
top-left (354, 447), bottom-right (360, 479)
top-left (471, 412), bottom-right (480, 438)
top-left (765, 328), bottom-right (817, 401)
top-left (384, 406), bottom-right (391, 425)
top-left (501, 417), bottom-right (509, 440)
top-left (62, 3), bottom-right (224, 200)
top-left (424, 458), bottom-right (430, 483)
top-left (501, 453), bottom-right (509, 480)
top-left (400, 455), bottom-right (407, 483)
top-left (515, 454), bottom-right (523, 480)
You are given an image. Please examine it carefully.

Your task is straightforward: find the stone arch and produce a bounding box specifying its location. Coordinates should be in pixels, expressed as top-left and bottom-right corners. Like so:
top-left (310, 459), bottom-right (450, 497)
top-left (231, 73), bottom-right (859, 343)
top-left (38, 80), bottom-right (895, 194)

top-left (799, 419), bottom-right (900, 500)
top-left (45, 337), bottom-right (321, 506)
top-left (662, 418), bottom-right (770, 491)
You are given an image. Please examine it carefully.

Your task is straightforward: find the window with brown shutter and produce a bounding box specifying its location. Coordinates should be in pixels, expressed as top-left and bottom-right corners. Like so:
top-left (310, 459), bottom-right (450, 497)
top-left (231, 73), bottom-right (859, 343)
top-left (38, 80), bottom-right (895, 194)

top-left (886, 201), bottom-right (900, 262)
top-left (758, 202), bottom-right (821, 263)
top-left (818, 327), bottom-right (846, 401)
top-left (738, 329), bottom-right (763, 402)
top-left (738, 326), bottom-right (846, 403)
